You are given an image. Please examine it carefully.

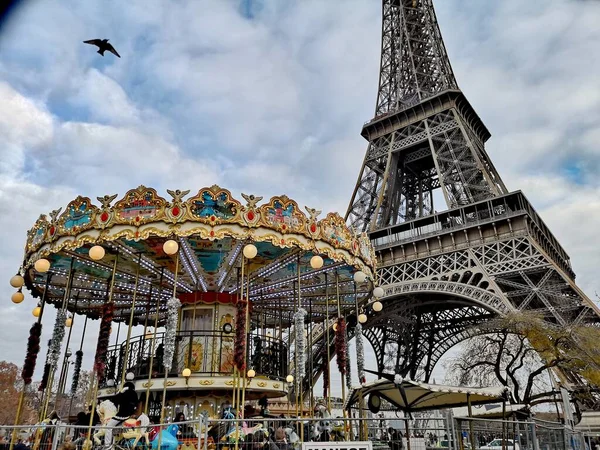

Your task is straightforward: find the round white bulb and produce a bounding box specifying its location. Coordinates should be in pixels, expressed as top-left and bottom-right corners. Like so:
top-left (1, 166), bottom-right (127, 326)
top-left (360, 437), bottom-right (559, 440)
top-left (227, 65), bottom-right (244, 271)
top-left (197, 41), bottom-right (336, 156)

top-left (373, 287), bottom-right (385, 298)
top-left (247, 369), bottom-right (256, 378)
top-left (372, 301), bottom-right (383, 312)
top-left (358, 314), bottom-right (367, 324)
top-left (332, 322), bottom-right (338, 332)
top-left (163, 240), bottom-right (179, 255)
top-left (126, 372), bottom-right (135, 381)
top-left (310, 255), bottom-right (324, 269)
top-left (34, 259), bottom-right (50, 273)
top-left (10, 275), bottom-right (24, 288)
top-left (243, 244), bottom-right (258, 259)
top-left (182, 368), bottom-right (192, 378)
top-left (286, 375), bottom-right (294, 383)
top-left (106, 380), bottom-right (115, 387)
top-left (65, 317), bottom-right (73, 327)
top-left (11, 291), bottom-right (24, 304)
top-left (353, 271), bottom-right (367, 283)
top-left (32, 306), bottom-right (42, 317)
top-left (89, 245), bottom-right (105, 261)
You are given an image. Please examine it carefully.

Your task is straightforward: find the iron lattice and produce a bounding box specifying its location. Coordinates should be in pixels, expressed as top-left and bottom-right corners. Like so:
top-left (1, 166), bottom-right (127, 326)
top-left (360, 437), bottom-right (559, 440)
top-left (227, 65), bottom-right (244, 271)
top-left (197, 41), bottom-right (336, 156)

top-left (306, 0), bottom-right (600, 402)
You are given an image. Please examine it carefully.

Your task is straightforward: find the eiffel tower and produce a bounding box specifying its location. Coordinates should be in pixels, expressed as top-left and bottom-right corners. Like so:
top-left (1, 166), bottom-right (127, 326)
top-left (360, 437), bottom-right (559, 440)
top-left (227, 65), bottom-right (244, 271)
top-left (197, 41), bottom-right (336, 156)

top-left (345, 0), bottom-right (600, 386)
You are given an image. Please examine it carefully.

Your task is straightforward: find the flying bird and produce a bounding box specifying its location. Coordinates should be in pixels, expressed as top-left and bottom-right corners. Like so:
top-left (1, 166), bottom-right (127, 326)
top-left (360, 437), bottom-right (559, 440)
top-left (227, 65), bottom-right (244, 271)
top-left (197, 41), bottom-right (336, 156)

top-left (83, 39), bottom-right (120, 58)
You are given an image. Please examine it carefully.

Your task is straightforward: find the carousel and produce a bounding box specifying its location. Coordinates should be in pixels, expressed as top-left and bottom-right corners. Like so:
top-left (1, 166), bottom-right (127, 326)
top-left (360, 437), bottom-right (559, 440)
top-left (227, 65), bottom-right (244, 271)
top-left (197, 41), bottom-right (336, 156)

top-left (9, 185), bottom-right (383, 443)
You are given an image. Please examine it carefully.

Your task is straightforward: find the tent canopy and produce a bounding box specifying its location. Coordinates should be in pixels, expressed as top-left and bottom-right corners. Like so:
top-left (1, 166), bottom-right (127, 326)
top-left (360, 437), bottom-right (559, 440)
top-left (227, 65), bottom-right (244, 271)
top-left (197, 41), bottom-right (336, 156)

top-left (345, 378), bottom-right (507, 412)
top-left (453, 403), bottom-right (528, 418)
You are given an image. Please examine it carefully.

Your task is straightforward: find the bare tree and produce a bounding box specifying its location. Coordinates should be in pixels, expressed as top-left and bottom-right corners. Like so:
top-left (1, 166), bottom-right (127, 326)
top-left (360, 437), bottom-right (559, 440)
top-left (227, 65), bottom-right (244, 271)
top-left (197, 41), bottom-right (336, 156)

top-left (445, 312), bottom-right (600, 407)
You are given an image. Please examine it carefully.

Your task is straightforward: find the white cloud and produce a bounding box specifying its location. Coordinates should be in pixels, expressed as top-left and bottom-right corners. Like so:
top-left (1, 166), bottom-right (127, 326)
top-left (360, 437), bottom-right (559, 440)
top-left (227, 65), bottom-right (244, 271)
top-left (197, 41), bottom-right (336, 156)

top-left (0, 0), bottom-right (599, 394)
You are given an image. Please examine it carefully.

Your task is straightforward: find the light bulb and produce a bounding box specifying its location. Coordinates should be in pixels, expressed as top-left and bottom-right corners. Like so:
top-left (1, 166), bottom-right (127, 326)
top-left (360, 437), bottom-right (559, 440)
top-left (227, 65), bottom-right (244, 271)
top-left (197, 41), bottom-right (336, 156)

top-left (65, 317), bottom-right (73, 327)
top-left (358, 314), bottom-right (367, 324)
top-left (182, 368), bottom-right (192, 378)
top-left (247, 369), bottom-right (256, 378)
top-left (34, 259), bottom-right (50, 273)
top-left (310, 255), bottom-right (324, 269)
top-left (286, 375), bottom-right (294, 383)
top-left (333, 323), bottom-right (338, 332)
top-left (353, 271), bottom-right (367, 283)
top-left (372, 301), bottom-right (383, 312)
top-left (11, 290), bottom-right (24, 304)
top-left (89, 245), bottom-right (105, 261)
top-left (373, 287), bottom-right (384, 298)
top-left (163, 240), bottom-right (179, 255)
top-left (32, 306), bottom-right (42, 317)
top-left (10, 275), bottom-right (24, 288)
top-left (243, 244), bottom-right (258, 259)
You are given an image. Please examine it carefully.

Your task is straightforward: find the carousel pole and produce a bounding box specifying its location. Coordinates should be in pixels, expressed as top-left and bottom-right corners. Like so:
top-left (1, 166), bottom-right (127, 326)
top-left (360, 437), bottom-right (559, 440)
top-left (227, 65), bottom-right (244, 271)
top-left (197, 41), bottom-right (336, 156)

top-left (10, 273), bottom-right (51, 450)
top-left (55, 295), bottom-right (79, 411)
top-left (157, 250), bottom-right (179, 450)
top-left (42, 260), bottom-right (75, 420)
top-left (144, 269), bottom-right (164, 415)
top-left (234, 256), bottom-right (245, 450)
top-left (68, 313), bottom-right (88, 419)
top-left (297, 255), bottom-right (304, 442)
top-left (309, 298), bottom-right (314, 415)
top-left (239, 254), bottom-right (251, 411)
top-left (325, 273), bottom-right (332, 413)
top-left (335, 271), bottom-right (349, 440)
top-left (120, 253), bottom-right (142, 386)
top-left (85, 252), bottom-right (119, 448)
top-left (353, 282), bottom-right (367, 440)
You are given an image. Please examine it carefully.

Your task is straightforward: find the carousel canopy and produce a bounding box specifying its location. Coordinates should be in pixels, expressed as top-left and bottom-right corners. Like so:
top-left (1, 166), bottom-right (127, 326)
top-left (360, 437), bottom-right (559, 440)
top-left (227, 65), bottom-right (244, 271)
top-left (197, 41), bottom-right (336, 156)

top-left (19, 185), bottom-right (376, 324)
top-left (345, 378), bottom-right (508, 412)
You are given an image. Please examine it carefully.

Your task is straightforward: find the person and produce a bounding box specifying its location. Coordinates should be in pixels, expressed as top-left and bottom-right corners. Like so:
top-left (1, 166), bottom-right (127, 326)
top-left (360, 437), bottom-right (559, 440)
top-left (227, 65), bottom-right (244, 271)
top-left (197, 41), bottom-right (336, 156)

top-left (104, 381), bottom-right (138, 448)
top-left (59, 436), bottom-right (76, 450)
top-left (249, 431), bottom-right (278, 450)
top-left (83, 405), bottom-right (100, 427)
top-left (274, 428), bottom-right (291, 450)
top-left (174, 413), bottom-right (195, 439)
top-left (14, 440), bottom-right (28, 450)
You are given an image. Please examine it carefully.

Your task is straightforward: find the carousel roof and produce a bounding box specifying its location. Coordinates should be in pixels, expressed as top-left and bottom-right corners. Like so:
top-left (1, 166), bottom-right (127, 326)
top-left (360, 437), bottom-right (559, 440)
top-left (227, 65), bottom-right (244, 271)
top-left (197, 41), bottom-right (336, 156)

top-left (19, 185), bottom-right (376, 324)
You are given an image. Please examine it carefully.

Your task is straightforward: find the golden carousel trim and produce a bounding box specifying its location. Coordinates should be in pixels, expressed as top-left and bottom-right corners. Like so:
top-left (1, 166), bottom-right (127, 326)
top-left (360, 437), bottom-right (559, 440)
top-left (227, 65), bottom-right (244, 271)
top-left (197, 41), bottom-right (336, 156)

top-left (22, 184), bottom-right (376, 276)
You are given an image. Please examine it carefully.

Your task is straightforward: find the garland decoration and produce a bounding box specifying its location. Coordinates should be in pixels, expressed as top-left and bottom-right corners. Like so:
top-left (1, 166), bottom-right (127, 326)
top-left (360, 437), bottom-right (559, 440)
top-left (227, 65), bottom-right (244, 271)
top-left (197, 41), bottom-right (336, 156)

top-left (345, 338), bottom-right (352, 390)
top-left (355, 322), bottom-right (366, 385)
top-left (48, 309), bottom-right (67, 367)
top-left (163, 297), bottom-right (181, 372)
top-left (22, 322), bottom-right (42, 385)
top-left (234, 301), bottom-right (247, 372)
top-left (94, 302), bottom-right (114, 379)
top-left (322, 355), bottom-right (329, 398)
top-left (70, 350), bottom-right (84, 394)
top-left (293, 308), bottom-right (307, 382)
top-left (334, 317), bottom-right (347, 375)
top-left (39, 363), bottom-right (50, 391)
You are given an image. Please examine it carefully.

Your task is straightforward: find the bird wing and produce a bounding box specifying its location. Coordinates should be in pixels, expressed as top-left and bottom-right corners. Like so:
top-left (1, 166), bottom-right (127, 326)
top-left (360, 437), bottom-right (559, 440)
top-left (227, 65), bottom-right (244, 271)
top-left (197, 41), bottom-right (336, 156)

top-left (106, 43), bottom-right (121, 58)
top-left (83, 39), bottom-right (102, 46)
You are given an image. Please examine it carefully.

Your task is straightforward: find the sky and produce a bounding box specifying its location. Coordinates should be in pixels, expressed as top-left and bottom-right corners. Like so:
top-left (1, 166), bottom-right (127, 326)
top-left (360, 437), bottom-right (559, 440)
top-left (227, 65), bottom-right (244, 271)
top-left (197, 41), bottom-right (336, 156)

top-left (0, 0), bottom-right (600, 398)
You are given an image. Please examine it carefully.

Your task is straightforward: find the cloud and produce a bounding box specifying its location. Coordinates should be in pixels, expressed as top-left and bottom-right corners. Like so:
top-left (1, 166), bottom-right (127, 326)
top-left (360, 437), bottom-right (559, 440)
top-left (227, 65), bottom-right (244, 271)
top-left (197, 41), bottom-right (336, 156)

top-left (0, 0), bottom-right (599, 397)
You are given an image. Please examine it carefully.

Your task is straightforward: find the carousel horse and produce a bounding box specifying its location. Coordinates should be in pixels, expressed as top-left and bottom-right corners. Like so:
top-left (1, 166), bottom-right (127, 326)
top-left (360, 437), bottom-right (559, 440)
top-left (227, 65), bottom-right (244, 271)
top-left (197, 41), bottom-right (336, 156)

top-left (311, 402), bottom-right (332, 442)
top-left (93, 399), bottom-right (151, 447)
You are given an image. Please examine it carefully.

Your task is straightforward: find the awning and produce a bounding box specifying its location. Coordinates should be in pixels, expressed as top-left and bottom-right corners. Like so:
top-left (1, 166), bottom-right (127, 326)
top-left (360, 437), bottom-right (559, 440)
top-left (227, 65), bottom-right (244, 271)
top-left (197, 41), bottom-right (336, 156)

top-left (345, 378), bottom-right (507, 413)
top-left (453, 403), bottom-right (527, 418)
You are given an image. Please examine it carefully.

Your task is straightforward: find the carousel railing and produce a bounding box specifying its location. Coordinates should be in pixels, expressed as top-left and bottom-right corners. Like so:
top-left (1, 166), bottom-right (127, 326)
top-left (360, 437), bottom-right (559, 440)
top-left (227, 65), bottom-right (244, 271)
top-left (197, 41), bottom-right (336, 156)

top-left (101, 330), bottom-right (288, 386)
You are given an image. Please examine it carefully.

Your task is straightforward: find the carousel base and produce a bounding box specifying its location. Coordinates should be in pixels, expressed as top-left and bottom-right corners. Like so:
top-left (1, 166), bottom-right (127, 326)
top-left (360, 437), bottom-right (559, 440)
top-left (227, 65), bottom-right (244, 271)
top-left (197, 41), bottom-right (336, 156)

top-left (98, 375), bottom-right (287, 399)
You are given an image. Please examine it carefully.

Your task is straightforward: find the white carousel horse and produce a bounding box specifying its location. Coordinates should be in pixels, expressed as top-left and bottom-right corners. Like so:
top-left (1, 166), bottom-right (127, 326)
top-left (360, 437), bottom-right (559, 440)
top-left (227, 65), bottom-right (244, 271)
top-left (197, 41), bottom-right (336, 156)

top-left (312, 403), bottom-right (333, 441)
top-left (94, 399), bottom-right (151, 447)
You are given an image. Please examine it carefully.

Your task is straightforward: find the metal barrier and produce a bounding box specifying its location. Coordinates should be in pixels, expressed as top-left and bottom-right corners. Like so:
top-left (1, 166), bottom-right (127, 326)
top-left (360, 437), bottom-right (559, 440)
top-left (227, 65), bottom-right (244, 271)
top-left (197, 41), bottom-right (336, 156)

top-left (0, 415), bottom-right (590, 450)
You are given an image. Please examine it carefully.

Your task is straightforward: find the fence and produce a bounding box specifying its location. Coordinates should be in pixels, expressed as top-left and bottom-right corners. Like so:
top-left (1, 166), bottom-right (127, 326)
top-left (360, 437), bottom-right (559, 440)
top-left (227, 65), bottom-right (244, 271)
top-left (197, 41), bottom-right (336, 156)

top-left (0, 415), bottom-right (591, 450)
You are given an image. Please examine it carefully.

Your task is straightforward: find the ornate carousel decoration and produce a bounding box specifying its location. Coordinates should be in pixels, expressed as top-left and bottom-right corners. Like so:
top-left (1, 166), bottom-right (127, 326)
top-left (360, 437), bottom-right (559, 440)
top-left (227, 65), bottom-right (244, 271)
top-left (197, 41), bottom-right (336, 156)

top-left (9, 185), bottom-right (383, 434)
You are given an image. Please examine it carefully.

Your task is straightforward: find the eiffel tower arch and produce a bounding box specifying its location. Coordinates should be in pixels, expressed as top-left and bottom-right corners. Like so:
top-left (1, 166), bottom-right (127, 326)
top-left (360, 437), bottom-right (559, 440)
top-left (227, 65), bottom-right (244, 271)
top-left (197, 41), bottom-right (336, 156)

top-left (344, 0), bottom-right (600, 386)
